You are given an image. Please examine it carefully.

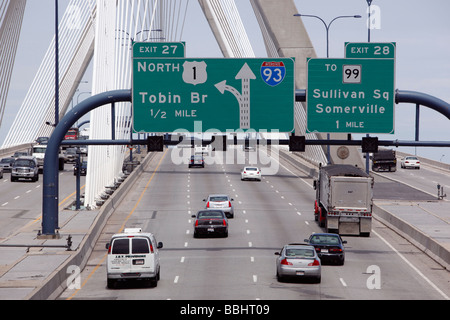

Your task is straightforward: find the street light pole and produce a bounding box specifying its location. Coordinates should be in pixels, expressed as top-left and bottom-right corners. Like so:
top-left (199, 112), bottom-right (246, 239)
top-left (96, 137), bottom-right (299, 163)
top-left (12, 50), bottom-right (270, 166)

top-left (293, 13), bottom-right (361, 164)
top-left (366, 0), bottom-right (373, 42)
top-left (55, 0), bottom-right (59, 126)
top-left (293, 14), bottom-right (361, 58)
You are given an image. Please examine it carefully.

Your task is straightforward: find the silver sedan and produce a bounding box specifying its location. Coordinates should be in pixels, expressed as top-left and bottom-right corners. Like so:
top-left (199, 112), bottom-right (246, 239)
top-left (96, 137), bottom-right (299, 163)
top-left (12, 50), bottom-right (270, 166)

top-left (275, 244), bottom-right (321, 283)
top-left (204, 194), bottom-right (234, 218)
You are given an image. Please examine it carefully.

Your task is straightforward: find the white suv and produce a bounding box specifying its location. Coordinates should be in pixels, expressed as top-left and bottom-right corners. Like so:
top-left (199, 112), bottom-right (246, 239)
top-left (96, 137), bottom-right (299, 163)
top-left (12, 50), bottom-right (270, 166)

top-left (106, 228), bottom-right (163, 288)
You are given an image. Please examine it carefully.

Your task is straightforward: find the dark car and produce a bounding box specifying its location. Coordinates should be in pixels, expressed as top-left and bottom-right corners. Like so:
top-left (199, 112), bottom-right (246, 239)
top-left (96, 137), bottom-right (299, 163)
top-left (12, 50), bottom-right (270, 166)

top-left (73, 160), bottom-right (87, 176)
top-left (191, 210), bottom-right (228, 238)
top-left (189, 155), bottom-right (204, 168)
top-left (304, 233), bottom-right (346, 265)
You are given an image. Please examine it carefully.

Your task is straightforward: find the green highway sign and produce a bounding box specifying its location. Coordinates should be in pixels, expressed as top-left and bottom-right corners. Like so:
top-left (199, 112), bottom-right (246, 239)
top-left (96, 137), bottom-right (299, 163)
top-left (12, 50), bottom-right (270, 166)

top-left (306, 57), bottom-right (395, 134)
top-left (132, 42), bottom-right (185, 58)
top-left (345, 42), bottom-right (396, 59)
top-left (132, 58), bottom-right (295, 132)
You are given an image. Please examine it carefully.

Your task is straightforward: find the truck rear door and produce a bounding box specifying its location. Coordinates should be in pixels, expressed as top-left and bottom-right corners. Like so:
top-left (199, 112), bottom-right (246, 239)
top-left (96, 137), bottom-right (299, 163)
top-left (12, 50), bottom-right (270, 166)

top-left (331, 177), bottom-right (371, 211)
top-left (130, 237), bottom-right (155, 274)
top-left (108, 238), bottom-right (132, 274)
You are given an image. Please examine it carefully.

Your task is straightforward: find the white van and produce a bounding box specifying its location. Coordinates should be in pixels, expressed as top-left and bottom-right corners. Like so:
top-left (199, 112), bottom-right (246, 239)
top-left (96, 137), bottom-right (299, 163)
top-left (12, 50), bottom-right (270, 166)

top-left (106, 228), bottom-right (163, 288)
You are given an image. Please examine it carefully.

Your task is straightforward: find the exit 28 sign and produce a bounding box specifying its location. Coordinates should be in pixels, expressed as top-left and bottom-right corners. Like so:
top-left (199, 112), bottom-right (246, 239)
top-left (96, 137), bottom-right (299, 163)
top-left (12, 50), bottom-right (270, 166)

top-left (306, 57), bottom-right (395, 134)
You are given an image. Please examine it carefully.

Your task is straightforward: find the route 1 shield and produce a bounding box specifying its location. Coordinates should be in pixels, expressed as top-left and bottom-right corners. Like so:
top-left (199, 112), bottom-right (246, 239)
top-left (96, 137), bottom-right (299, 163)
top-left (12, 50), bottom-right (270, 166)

top-left (182, 61), bottom-right (207, 85)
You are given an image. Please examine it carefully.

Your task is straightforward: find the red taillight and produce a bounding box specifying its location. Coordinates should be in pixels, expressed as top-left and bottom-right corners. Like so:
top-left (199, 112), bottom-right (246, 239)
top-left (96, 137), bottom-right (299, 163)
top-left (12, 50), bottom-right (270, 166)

top-left (206, 202), bottom-right (210, 208)
top-left (223, 219), bottom-right (227, 226)
top-left (280, 258), bottom-right (293, 266)
top-left (329, 248), bottom-right (343, 253)
top-left (195, 220), bottom-right (199, 227)
top-left (308, 259), bottom-right (320, 266)
top-left (150, 243), bottom-right (154, 253)
top-left (228, 201), bottom-right (231, 207)
top-left (107, 245), bottom-right (111, 254)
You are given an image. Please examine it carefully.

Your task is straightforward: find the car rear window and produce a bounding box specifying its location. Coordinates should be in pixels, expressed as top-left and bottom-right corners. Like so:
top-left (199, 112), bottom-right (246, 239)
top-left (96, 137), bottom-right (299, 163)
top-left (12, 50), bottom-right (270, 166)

top-left (285, 248), bottom-right (315, 258)
top-left (132, 238), bottom-right (150, 254)
top-left (245, 167), bottom-right (258, 171)
top-left (112, 238), bottom-right (129, 254)
top-left (198, 211), bottom-right (223, 218)
top-left (210, 196), bottom-right (228, 201)
top-left (310, 235), bottom-right (339, 245)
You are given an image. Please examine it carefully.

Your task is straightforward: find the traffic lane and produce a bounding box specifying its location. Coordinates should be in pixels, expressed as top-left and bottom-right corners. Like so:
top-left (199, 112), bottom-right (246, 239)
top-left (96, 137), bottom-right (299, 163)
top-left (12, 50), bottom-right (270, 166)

top-left (0, 168), bottom-right (85, 239)
top-left (373, 173), bottom-right (436, 201)
top-left (60, 151), bottom-right (283, 299)
top-left (59, 152), bottom-right (170, 300)
top-left (160, 153), bottom-right (266, 300)
top-left (66, 150), bottom-right (263, 300)
top-left (233, 150), bottom-right (449, 299)
top-left (227, 156), bottom-right (328, 299)
top-left (111, 151), bottom-right (447, 299)
top-left (60, 149), bottom-right (449, 300)
top-left (204, 150), bottom-right (326, 299)
top-left (374, 163), bottom-right (448, 199)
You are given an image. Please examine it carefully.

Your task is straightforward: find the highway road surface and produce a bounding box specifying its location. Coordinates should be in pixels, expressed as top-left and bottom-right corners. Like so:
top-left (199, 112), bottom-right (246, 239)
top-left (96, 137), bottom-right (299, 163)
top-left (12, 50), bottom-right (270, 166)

top-left (54, 147), bottom-right (449, 300)
top-left (0, 163), bottom-right (84, 241)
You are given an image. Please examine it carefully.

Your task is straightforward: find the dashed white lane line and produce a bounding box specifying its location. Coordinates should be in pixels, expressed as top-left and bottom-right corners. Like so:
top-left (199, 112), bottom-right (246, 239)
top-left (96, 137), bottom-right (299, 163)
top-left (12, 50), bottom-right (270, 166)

top-left (340, 278), bottom-right (347, 287)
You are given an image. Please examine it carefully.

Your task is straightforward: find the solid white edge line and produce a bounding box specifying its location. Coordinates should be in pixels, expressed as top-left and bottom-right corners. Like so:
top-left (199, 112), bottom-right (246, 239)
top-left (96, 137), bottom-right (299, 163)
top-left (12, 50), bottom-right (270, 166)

top-left (373, 230), bottom-right (449, 300)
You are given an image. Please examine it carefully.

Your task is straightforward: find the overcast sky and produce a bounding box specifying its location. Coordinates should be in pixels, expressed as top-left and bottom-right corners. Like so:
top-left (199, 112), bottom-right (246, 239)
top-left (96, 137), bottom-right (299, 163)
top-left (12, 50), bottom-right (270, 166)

top-left (2, 0), bottom-right (450, 162)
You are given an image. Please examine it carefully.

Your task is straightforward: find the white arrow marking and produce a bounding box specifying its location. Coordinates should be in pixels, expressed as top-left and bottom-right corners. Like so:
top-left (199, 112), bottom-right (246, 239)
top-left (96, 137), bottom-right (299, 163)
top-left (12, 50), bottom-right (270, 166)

top-left (215, 63), bottom-right (256, 129)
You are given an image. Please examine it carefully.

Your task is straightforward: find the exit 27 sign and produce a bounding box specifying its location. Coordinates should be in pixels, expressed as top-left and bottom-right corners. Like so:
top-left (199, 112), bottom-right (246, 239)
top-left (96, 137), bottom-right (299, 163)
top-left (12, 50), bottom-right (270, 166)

top-left (132, 58), bottom-right (294, 132)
